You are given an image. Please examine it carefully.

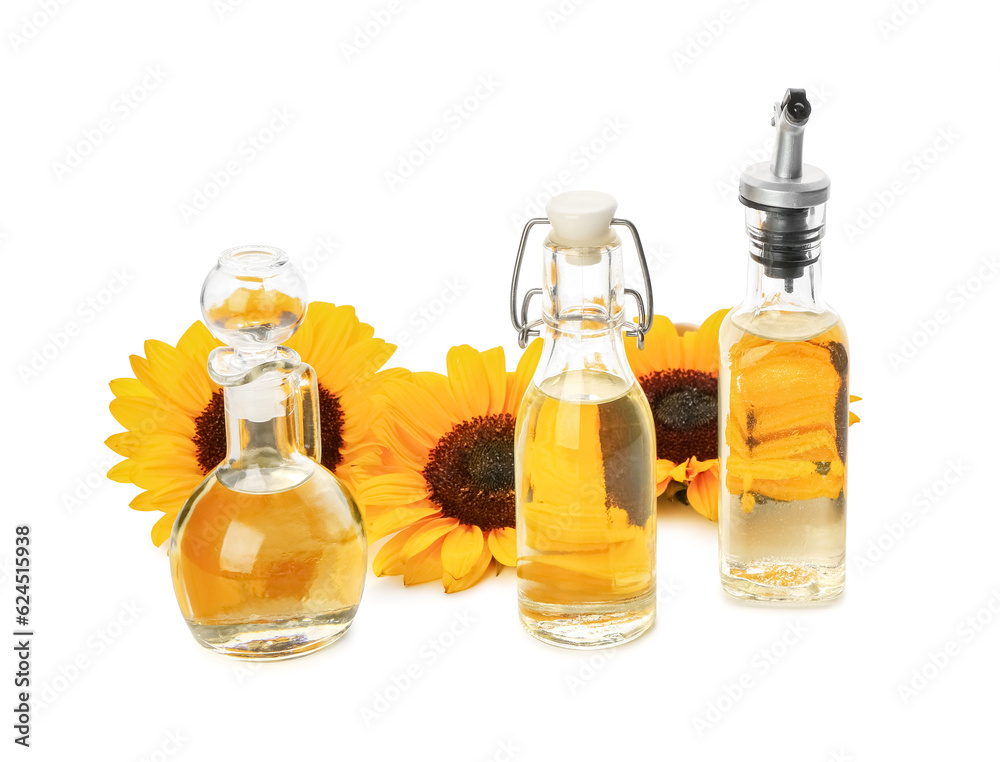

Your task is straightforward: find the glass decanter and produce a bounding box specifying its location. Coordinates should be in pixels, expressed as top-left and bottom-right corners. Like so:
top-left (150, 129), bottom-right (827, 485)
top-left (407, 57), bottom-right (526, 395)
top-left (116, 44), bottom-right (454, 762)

top-left (719, 90), bottom-right (849, 602)
top-left (170, 246), bottom-right (366, 659)
top-left (511, 191), bottom-right (657, 648)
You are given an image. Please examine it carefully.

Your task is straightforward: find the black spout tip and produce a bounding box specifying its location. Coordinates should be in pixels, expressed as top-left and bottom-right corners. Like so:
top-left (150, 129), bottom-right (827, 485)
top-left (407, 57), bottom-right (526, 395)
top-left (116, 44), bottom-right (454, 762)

top-left (782, 88), bottom-right (812, 124)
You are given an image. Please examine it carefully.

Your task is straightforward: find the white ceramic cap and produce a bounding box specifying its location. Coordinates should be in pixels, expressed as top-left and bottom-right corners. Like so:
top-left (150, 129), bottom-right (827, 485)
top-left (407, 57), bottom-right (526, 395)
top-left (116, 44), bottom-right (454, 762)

top-left (545, 190), bottom-right (618, 247)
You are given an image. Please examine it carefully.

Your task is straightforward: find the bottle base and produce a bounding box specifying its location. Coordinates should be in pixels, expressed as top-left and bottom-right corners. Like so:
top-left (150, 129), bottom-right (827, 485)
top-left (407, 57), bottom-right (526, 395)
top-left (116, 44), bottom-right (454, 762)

top-left (185, 609), bottom-right (358, 660)
top-left (517, 591), bottom-right (655, 649)
top-left (720, 559), bottom-right (844, 603)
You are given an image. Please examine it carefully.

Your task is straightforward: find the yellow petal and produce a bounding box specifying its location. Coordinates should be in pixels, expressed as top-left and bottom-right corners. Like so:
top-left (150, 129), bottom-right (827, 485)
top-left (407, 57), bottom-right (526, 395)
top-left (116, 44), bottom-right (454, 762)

top-left (105, 432), bottom-right (139, 458)
top-left (109, 397), bottom-right (195, 438)
top-left (327, 339), bottom-right (396, 394)
top-left (447, 345), bottom-right (491, 420)
top-left (505, 338), bottom-right (542, 414)
top-left (487, 527), bottom-right (516, 567)
top-left (287, 304), bottom-right (358, 378)
top-left (683, 456), bottom-right (716, 479)
top-left (686, 467), bottom-right (720, 521)
top-left (627, 315), bottom-right (680, 378)
top-left (107, 460), bottom-right (135, 483)
top-left (139, 340), bottom-right (214, 415)
top-left (381, 377), bottom-right (456, 446)
top-left (130, 456), bottom-right (203, 491)
top-left (109, 378), bottom-right (153, 399)
top-left (403, 537), bottom-right (446, 586)
top-left (175, 321), bottom-right (221, 366)
top-left (373, 522), bottom-right (425, 576)
top-left (402, 517), bottom-right (459, 557)
top-left (479, 346), bottom-right (508, 416)
top-left (355, 472), bottom-right (429, 505)
top-left (443, 544), bottom-right (492, 593)
top-left (654, 459), bottom-right (676, 495)
top-left (688, 308), bottom-right (729, 372)
top-left (366, 502), bottom-right (441, 541)
top-left (441, 524), bottom-right (485, 580)
top-left (150, 512), bottom-right (177, 547)
top-left (667, 461), bottom-right (689, 482)
top-left (129, 479), bottom-right (201, 513)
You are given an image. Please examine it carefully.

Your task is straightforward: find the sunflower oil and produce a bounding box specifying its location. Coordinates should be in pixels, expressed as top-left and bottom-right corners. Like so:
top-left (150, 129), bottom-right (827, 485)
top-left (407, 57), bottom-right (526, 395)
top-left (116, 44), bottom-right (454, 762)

top-left (718, 311), bottom-right (848, 601)
top-left (721, 88), bottom-right (850, 602)
top-left (171, 465), bottom-right (366, 659)
top-left (170, 245), bottom-right (368, 659)
top-left (516, 369), bottom-right (657, 648)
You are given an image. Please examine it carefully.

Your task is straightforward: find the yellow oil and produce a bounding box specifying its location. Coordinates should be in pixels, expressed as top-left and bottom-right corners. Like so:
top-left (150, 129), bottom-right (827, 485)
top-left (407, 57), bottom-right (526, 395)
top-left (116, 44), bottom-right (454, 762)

top-left (170, 466), bottom-right (366, 659)
top-left (515, 369), bottom-right (656, 648)
top-left (718, 310), bottom-right (848, 601)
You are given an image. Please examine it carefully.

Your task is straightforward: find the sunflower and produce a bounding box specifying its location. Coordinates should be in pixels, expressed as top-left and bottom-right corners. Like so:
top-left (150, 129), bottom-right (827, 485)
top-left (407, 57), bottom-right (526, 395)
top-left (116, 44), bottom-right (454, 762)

top-left (623, 311), bottom-right (730, 521)
top-left (359, 342), bottom-right (542, 593)
top-left (105, 303), bottom-right (395, 546)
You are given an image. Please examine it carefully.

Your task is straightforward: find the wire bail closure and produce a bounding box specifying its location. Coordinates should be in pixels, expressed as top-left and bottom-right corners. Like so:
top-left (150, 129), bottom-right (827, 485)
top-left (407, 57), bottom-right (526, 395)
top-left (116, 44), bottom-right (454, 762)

top-left (509, 217), bottom-right (654, 349)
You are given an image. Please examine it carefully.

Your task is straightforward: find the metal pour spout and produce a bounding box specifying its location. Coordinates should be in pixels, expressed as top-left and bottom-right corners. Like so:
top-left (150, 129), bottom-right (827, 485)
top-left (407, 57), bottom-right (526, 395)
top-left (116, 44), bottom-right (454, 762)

top-left (770, 88), bottom-right (812, 180)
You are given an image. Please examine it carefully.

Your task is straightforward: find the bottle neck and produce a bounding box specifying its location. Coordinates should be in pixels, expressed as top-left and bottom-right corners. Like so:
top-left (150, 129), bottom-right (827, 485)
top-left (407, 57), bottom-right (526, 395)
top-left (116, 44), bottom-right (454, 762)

top-left (741, 202), bottom-right (826, 314)
top-left (222, 371), bottom-right (305, 469)
top-left (534, 239), bottom-right (635, 387)
top-left (744, 239), bottom-right (825, 313)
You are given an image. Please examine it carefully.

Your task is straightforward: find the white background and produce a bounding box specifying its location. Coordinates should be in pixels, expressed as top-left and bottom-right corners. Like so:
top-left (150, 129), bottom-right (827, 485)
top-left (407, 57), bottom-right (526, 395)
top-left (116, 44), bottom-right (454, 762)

top-left (4, 0), bottom-right (999, 759)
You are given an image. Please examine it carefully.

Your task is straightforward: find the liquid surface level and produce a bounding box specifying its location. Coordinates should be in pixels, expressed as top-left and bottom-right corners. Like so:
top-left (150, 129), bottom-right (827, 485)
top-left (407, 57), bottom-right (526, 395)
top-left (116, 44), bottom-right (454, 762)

top-left (719, 310), bottom-right (848, 601)
top-left (516, 369), bottom-right (656, 648)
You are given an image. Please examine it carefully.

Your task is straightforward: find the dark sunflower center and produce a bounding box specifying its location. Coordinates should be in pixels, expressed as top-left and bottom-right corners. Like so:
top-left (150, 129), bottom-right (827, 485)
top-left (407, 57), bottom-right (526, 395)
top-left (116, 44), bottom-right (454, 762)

top-left (192, 383), bottom-right (346, 475)
top-left (316, 385), bottom-right (346, 473)
top-left (640, 369), bottom-right (718, 463)
top-left (193, 391), bottom-right (226, 474)
top-left (422, 414), bottom-right (516, 532)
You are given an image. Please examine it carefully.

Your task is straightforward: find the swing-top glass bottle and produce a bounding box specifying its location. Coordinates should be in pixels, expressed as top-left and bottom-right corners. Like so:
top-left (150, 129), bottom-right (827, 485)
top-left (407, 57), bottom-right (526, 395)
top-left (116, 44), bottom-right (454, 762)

top-left (512, 191), bottom-right (657, 648)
